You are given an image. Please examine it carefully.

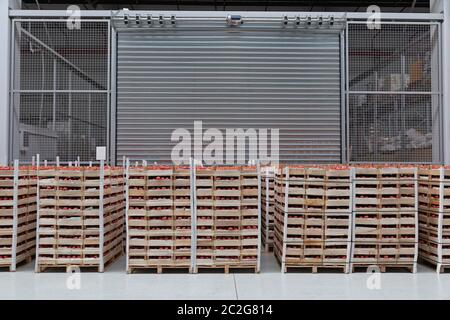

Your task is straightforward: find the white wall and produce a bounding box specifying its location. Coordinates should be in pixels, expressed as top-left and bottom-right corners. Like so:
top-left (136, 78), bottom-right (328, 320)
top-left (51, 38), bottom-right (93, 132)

top-left (0, 0), bottom-right (20, 165)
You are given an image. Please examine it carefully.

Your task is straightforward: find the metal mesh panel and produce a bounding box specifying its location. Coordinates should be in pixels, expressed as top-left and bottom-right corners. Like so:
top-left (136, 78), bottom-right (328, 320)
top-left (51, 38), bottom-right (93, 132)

top-left (11, 20), bottom-right (109, 163)
top-left (349, 93), bottom-right (439, 162)
top-left (348, 23), bottom-right (441, 163)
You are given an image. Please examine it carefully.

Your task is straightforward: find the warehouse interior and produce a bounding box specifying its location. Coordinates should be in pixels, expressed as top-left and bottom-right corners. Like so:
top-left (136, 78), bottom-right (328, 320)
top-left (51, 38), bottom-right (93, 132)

top-left (1, 0), bottom-right (450, 301)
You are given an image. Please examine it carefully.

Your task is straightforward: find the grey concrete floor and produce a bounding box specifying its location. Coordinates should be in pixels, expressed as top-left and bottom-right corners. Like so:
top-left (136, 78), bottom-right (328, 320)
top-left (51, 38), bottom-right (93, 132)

top-left (0, 253), bottom-right (449, 300)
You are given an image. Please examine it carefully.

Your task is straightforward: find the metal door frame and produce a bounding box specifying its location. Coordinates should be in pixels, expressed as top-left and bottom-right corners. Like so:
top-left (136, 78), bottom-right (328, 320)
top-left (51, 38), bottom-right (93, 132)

top-left (111, 14), bottom-right (345, 164)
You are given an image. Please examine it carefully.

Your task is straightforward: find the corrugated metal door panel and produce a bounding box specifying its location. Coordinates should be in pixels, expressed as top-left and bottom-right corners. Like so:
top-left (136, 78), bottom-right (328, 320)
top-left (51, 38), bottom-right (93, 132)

top-left (116, 28), bottom-right (342, 164)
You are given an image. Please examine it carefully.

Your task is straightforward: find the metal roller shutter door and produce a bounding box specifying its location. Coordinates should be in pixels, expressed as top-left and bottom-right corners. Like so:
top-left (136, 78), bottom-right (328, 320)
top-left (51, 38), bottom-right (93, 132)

top-left (116, 27), bottom-right (342, 163)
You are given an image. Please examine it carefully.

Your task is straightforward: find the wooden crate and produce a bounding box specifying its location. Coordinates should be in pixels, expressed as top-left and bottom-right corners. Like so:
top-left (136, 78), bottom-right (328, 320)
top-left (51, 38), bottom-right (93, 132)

top-left (0, 165), bottom-right (37, 272)
top-left (418, 167), bottom-right (450, 213)
top-left (281, 241), bottom-right (350, 271)
top-left (276, 166), bottom-right (352, 214)
top-left (353, 211), bottom-right (417, 243)
top-left (353, 166), bottom-right (417, 212)
top-left (354, 166), bottom-right (416, 181)
top-left (417, 166), bottom-right (450, 272)
top-left (419, 238), bottom-right (450, 272)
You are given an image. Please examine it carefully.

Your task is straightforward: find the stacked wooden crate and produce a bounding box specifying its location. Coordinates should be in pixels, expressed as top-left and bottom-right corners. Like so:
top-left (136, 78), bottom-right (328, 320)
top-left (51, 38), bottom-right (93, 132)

top-left (0, 165), bottom-right (37, 271)
top-left (261, 168), bottom-right (275, 251)
top-left (274, 166), bottom-right (352, 273)
top-left (418, 166), bottom-right (450, 273)
top-left (36, 165), bottom-right (125, 272)
top-left (126, 166), bottom-right (193, 273)
top-left (195, 166), bottom-right (260, 273)
top-left (173, 166), bottom-right (193, 267)
top-left (99, 167), bottom-right (125, 269)
top-left (351, 166), bottom-right (418, 273)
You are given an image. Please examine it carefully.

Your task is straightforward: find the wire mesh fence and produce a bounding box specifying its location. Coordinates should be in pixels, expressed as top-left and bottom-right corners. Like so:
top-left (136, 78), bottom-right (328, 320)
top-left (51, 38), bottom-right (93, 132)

top-left (347, 23), bottom-right (441, 163)
top-left (348, 93), bottom-right (440, 163)
top-left (10, 19), bottom-right (110, 163)
top-left (10, 19), bottom-right (443, 165)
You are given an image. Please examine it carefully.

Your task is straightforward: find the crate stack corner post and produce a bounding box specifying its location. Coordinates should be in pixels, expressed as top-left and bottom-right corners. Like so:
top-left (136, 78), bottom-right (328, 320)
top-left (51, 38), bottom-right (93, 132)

top-left (126, 164), bottom-right (146, 272)
top-left (418, 166), bottom-right (450, 273)
top-left (35, 164), bottom-right (125, 273)
top-left (351, 166), bottom-right (418, 273)
top-left (261, 167), bottom-right (275, 252)
top-left (274, 165), bottom-right (353, 273)
top-left (0, 162), bottom-right (37, 271)
top-left (173, 165), bottom-right (194, 269)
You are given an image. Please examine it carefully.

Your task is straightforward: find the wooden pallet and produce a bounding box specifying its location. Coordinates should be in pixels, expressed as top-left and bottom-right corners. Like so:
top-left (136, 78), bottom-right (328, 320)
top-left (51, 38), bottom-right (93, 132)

top-left (351, 263), bottom-right (416, 273)
top-left (37, 264), bottom-right (103, 273)
top-left (284, 264), bottom-right (349, 273)
top-left (194, 264), bottom-right (258, 274)
top-left (128, 265), bottom-right (192, 274)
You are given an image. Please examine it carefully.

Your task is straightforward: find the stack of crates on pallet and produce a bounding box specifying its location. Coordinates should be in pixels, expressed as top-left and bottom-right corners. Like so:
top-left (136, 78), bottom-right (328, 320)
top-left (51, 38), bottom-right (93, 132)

top-left (274, 166), bottom-right (352, 273)
top-left (351, 166), bottom-right (418, 273)
top-left (261, 168), bottom-right (275, 252)
top-left (195, 166), bottom-right (260, 273)
top-left (36, 165), bottom-right (125, 272)
top-left (0, 165), bottom-right (37, 271)
top-left (126, 166), bottom-right (193, 273)
top-left (418, 166), bottom-right (450, 273)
